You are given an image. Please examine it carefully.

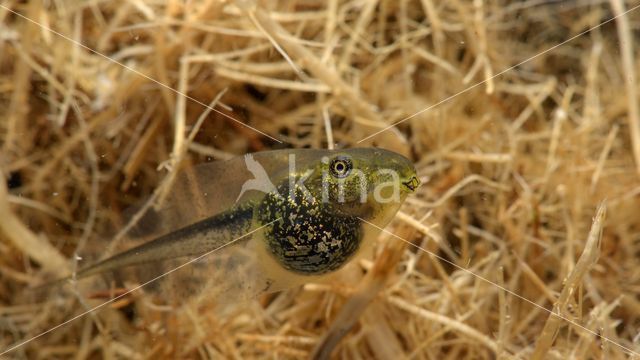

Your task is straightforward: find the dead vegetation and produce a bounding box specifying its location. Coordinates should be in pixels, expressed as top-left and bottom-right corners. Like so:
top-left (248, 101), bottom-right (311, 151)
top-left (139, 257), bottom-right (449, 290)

top-left (1, 0), bottom-right (640, 358)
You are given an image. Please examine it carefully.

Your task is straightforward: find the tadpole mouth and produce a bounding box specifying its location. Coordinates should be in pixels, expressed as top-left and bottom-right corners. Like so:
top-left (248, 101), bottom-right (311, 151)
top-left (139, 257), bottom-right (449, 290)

top-left (402, 176), bottom-right (420, 192)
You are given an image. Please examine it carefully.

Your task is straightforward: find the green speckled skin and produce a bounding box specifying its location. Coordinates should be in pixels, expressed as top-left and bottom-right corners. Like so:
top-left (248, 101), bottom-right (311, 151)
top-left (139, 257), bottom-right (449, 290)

top-left (255, 147), bottom-right (419, 275)
top-left (257, 182), bottom-right (362, 274)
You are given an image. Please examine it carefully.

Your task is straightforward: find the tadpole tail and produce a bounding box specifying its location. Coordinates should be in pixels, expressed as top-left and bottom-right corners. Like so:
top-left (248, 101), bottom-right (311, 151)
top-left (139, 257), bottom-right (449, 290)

top-left (28, 203), bottom-right (256, 297)
top-left (75, 203), bottom-right (256, 279)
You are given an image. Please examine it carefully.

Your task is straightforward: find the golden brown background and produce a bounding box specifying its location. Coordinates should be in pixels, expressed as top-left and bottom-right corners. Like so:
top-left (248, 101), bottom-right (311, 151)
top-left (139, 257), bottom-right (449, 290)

top-left (2, 0), bottom-right (640, 358)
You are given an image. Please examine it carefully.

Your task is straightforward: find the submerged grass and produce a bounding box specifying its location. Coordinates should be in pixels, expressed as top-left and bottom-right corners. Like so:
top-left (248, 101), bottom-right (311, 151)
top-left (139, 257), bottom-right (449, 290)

top-left (1, 0), bottom-right (640, 358)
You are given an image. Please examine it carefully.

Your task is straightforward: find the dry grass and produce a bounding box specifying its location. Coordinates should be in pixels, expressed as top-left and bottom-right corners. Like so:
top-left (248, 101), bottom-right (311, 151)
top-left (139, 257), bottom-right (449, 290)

top-left (2, 0), bottom-right (640, 358)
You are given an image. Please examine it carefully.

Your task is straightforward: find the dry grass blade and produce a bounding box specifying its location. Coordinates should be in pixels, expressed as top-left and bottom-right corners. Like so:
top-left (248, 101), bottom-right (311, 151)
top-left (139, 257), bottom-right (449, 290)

top-left (0, 169), bottom-right (68, 277)
top-left (610, 0), bottom-right (640, 175)
top-left (531, 203), bottom-right (607, 359)
top-left (310, 227), bottom-right (409, 359)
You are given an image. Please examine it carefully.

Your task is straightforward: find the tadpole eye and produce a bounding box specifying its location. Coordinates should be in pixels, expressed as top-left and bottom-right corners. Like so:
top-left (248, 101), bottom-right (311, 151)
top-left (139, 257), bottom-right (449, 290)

top-left (330, 157), bottom-right (352, 178)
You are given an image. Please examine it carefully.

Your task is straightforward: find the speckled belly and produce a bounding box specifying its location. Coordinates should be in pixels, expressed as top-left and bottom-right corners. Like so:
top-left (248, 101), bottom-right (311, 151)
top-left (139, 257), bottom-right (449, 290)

top-left (256, 185), bottom-right (363, 275)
